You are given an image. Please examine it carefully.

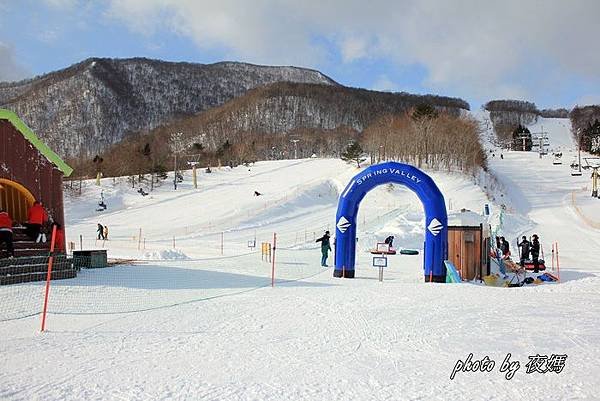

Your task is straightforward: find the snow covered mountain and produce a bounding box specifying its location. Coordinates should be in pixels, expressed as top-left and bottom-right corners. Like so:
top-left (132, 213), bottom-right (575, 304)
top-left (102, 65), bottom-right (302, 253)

top-left (0, 57), bottom-right (471, 161)
top-left (0, 57), bottom-right (338, 158)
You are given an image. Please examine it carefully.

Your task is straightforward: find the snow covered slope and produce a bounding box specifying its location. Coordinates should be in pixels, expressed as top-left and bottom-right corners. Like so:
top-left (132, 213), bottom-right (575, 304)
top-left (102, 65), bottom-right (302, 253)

top-left (1, 153), bottom-right (599, 400)
top-left (528, 116), bottom-right (575, 151)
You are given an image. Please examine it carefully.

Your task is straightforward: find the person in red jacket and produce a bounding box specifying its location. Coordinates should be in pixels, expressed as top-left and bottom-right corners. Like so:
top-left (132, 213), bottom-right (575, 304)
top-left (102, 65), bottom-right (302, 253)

top-left (0, 208), bottom-right (14, 258)
top-left (26, 201), bottom-right (48, 242)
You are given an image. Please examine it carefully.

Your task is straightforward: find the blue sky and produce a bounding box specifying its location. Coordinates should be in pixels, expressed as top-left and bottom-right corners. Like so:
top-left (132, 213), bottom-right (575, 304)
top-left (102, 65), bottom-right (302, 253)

top-left (1, 0), bottom-right (599, 110)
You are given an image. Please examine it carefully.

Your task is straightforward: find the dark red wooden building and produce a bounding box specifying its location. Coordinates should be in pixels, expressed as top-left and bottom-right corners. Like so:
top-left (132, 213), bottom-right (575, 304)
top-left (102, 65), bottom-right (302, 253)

top-left (0, 108), bottom-right (72, 248)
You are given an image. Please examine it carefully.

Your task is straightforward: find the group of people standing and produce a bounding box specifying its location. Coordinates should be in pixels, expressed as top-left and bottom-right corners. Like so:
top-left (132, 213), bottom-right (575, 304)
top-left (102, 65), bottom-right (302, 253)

top-left (0, 201), bottom-right (64, 259)
top-left (495, 234), bottom-right (542, 276)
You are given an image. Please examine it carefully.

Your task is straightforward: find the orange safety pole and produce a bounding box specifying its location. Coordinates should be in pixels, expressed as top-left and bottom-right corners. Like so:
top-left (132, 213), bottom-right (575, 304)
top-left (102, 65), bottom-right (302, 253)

top-left (556, 242), bottom-right (560, 282)
top-left (551, 243), bottom-right (555, 271)
top-left (271, 233), bottom-right (277, 287)
top-left (41, 225), bottom-right (58, 332)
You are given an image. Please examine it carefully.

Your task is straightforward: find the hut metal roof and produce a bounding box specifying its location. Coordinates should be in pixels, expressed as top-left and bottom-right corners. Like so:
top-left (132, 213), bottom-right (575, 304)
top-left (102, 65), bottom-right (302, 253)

top-left (0, 109), bottom-right (73, 177)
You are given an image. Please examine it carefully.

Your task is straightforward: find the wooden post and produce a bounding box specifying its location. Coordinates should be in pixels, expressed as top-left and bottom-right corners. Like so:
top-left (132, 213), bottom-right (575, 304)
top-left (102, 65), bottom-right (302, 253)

top-left (138, 228), bottom-right (142, 250)
top-left (221, 232), bottom-right (224, 255)
top-left (271, 233), bottom-right (277, 287)
top-left (193, 165), bottom-right (197, 189)
top-left (40, 225), bottom-right (58, 332)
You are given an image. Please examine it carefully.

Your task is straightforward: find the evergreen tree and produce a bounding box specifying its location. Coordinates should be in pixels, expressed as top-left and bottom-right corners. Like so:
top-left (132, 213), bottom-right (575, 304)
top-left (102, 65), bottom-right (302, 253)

top-left (341, 141), bottom-right (366, 168)
top-left (412, 103), bottom-right (438, 122)
top-left (512, 124), bottom-right (532, 151)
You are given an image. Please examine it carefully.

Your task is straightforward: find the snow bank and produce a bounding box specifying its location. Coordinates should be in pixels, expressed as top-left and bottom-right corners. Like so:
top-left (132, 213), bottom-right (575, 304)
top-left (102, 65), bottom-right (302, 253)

top-left (141, 249), bottom-right (189, 260)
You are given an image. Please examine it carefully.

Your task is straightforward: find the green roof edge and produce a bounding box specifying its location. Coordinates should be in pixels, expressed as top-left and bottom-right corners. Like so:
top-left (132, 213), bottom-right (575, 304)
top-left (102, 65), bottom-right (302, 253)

top-left (0, 109), bottom-right (73, 177)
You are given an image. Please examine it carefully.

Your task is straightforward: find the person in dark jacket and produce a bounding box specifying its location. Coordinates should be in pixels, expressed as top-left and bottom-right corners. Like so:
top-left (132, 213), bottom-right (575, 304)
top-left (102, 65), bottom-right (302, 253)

top-left (316, 230), bottom-right (332, 267)
top-left (0, 209), bottom-right (14, 258)
top-left (530, 234), bottom-right (541, 273)
top-left (384, 235), bottom-right (394, 248)
top-left (518, 235), bottom-right (530, 267)
top-left (97, 223), bottom-right (105, 240)
top-left (500, 237), bottom-right (510, 258)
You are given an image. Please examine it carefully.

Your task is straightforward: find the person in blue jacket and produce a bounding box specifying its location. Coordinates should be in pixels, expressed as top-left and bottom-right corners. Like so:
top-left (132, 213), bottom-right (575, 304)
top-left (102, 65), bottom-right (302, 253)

top-left (316, 230), bottom-right (332, 267)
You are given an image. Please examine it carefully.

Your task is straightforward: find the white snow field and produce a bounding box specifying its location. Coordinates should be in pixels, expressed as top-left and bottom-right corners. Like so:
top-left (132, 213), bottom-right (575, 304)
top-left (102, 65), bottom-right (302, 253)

top-left (2, 121), bottom-right (600, 400)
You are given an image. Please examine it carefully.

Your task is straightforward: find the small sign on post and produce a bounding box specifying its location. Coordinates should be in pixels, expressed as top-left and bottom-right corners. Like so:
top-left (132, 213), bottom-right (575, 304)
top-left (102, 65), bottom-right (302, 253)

top-left (372, 255), bottom-right (387, 282)
top-left (248, 240), bottom-right (256, 249)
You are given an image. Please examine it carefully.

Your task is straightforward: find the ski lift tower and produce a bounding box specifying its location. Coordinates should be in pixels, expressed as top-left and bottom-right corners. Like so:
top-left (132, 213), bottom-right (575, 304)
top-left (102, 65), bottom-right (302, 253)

top-left (290, 138), bottom-right (300, 159)
top-left (592, 167), bottom-right (600, 198)
top-left (531, 127), bottom-right (550, 158)
top-left (515, 132), bottom-right (531, 151)
top-left (186, 153), bottom-right (203, 189)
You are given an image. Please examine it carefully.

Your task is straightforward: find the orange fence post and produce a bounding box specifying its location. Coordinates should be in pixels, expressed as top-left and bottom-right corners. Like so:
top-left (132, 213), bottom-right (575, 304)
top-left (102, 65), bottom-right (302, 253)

top-left (271, 233), bottom-right (277, 287)
top-left (40, 225), bottom-right (58, 332)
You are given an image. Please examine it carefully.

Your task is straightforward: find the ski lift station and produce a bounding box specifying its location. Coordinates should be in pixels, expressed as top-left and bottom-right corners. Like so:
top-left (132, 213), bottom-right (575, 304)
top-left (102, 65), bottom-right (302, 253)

top-left (0, 109), bottom-right (72, 249)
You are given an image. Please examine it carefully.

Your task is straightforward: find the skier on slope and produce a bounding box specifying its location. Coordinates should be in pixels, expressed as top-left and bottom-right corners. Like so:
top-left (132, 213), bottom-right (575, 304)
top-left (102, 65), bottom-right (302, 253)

top-left (316, 230), bottom-right (332, 267)
top-left (530, 234), bottom-right (541, 273)
top-left (518, 236), bottom-right (530, 267)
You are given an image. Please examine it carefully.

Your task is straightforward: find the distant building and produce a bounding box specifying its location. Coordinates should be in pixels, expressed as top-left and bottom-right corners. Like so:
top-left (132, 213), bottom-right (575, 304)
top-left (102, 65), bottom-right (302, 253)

top-left (0, 109), bottom-right (72, 249)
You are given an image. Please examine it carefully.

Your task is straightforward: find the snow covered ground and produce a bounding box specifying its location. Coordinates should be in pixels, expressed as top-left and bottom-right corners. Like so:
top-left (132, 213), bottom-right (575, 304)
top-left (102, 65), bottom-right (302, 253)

top-left (2, 119), bottom-right (600, 400)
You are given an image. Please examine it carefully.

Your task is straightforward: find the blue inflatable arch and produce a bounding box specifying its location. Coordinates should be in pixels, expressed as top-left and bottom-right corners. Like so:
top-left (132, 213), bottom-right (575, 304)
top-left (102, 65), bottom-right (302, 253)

top-left (334, 162), bottom-right (448, 282)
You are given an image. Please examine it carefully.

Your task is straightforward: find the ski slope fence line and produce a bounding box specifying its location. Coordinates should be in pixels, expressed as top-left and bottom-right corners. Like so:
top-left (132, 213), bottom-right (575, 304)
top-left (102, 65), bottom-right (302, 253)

top-left (0, 246), bottom-right (329, 328)
top-left (570, 190), bottom-right (600, 229)
top-left (72, 222), bottom-right (334, 258)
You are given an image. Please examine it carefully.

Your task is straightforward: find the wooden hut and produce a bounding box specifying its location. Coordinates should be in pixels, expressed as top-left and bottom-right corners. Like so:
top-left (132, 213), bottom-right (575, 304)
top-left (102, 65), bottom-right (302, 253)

top-left (447, 209), bottom-right (491, 281)
top-left (0, 109), bottom-right (72, 248)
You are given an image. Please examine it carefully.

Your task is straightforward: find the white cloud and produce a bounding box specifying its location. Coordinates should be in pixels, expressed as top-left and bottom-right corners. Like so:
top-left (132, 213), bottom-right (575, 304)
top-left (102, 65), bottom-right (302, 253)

top-left (104, 0), bottom-right (600, 99)
top-left (43, 0), bottom-right (78, 9)
top-left (371, 75), bottom-right (399, 92)
top-left (0, 42), bottom-right (29, 82)
top-left (340, 36), bottom-right (370, 62)
top-left (575, 94), bottom-right (600, 107)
